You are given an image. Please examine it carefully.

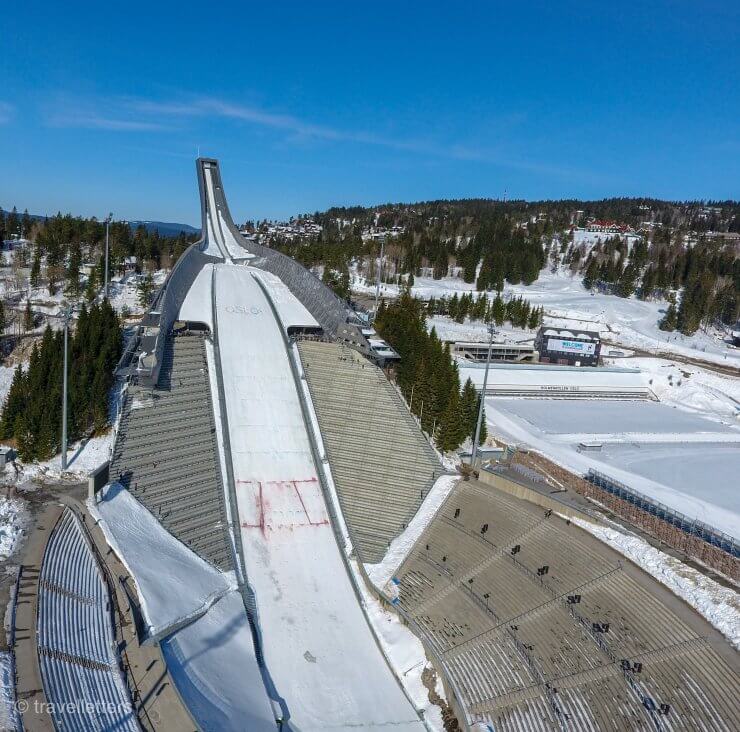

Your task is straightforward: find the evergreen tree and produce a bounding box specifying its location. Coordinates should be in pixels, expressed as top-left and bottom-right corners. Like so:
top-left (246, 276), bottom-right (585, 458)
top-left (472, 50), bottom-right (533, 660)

top-left (491, 292), bottom-right (505, 326)
top-left (23, 300), bottom-right (33, 332)
top-left (460, 378), bottom-right (478, 439)
top-left (0, 365), bottom-right (26, 439)
top-left (448, 293), bottom-right (459, 320)
top-left (137, 272), bottom-right (155, 307)
top-left (436, 382), bottom-right (465, 452)
top-left (30, 251), bottom-right (41, 289)
top-left (582, 258), bottom-right (599, 290)
top-left (617, 263), bottom-right (638, 298)
top-left (0, 302), bottom-right (122, 460)
top-left (475, 394), bottom-right (487, 444)
top-left (84, 268), bottom-right (98, 302)
top-left (6, 207), bottom-right (19, 237)
top-left (21, 209), bottom-right (32, 238)
top-left (640, 265), bottom-right (656, 299)
top-left (527, 305), bottom-right (540, 330)
top-left (659, 303), bottom-right (678, 331)
top-left (65, 241), bottom-right (83, 296)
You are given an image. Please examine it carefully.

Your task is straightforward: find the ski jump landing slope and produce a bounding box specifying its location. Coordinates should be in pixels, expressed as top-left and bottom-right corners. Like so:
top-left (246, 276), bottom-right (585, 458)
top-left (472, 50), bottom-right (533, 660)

top-left (213, 264), bottom-right (423, 730)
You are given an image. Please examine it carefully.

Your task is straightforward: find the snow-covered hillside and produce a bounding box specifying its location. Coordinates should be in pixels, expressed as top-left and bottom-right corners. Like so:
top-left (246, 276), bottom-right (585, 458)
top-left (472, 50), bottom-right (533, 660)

top-left (353, 268), bottom-right (739, 368)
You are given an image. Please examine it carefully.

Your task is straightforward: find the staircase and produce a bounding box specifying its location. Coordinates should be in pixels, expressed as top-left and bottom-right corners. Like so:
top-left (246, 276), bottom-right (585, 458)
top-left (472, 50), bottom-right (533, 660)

top-left (298, 340), bottom-right (445, 563)
top-left (109, 332), bottom-right (233, 571)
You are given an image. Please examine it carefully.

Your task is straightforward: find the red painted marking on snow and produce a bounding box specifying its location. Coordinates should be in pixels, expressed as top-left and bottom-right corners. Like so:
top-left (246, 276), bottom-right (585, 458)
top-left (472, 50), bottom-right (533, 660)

top-left (291, 478), bottom-right (328, 527)
top-left (237, 479), bottom-right (267, 536)
top-left (240, 476), bottom-right (327, 533)
top-left (261, 477), bottom-right (318, 485)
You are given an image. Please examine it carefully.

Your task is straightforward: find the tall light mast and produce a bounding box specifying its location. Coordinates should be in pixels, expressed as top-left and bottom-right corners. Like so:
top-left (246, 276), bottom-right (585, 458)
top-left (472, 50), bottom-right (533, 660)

top-left (104, 213), bottom-right (113, 298)
top-left (471, 321), bottom-right (495, 466)
top-left (374, 235), bottom-right (386, 317)
top-left (60, 304), bottom-right (73, 471)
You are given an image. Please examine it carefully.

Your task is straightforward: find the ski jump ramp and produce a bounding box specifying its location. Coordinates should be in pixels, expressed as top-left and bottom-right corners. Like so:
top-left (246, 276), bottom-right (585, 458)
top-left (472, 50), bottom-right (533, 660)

top-left (173, 160), bottom-right (424, 730)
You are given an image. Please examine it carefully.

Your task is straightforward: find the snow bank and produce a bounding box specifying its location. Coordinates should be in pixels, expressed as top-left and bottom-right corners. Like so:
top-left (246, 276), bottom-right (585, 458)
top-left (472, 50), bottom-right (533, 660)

top-left (88, 483), bottom-right (236, 639)
top-left (0, 499), bottom-right (28, 560)
top-left (108, 271), bottom-right (168, 318)
top-left (161, 590), bottom-right (275, 731)
top-left (0, 652), bottom-right (20, 732)
top-left (17, 434), bottom-right (113, 485)
top-left (570, 517), bottom-right (740, 649)
top-left (614, 356), bottom-right (740, 422)
top-left (366, 475), bottom-right (459, 591)
top-left (352, 560), bottom-right (446, 731)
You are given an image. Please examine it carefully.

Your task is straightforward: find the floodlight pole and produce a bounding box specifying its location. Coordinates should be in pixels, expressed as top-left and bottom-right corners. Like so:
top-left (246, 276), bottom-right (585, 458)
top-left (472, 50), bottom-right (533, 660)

top-left (61, 305), bottom-right (73, 471)
top-left (374, 236), bottom-right (385, 317)
top-left (104, 213), bottom-right (112, 298)
top-left (471, 321), bottom-right (495, 467)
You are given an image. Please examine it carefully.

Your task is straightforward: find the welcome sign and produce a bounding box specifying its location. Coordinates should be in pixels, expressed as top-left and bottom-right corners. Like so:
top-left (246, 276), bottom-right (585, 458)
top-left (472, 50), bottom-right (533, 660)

top-left (547, 338), bottom-right (597, 356)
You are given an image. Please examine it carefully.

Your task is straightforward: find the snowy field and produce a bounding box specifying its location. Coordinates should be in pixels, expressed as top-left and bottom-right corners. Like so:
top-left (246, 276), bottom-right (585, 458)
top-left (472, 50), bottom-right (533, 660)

top-left (107, 270), bottom-right (167, 318)
top-left (485, 398), bottom-right (740, 539)
top-left (618, 356), bottom-right (740, 421)
top-left (428, 316), bottom-right (535, 346)
top-left (354, 268), bottom-right (739, 368)
top-left (595, 443), bottom-right (739, 510)
top-left (495, 398), bottom-right (738, 438)
top-left (13, 434), bottom-right (112, 485)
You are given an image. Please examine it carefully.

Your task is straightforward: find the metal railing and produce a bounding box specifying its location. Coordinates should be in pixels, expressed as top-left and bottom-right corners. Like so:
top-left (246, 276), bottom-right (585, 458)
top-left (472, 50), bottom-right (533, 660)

top-left (586, 469), bottom-right (739, 558)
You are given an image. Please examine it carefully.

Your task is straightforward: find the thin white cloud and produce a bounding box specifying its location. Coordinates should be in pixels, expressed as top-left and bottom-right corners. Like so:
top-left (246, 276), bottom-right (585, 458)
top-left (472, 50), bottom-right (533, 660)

top-left (0, 101), bottom-right (15, 124)
top-left (124, 96), bottom-right (587, 178)
top-left (41, 93), bottom-right (590, 180)
top-left (47, 110), bottom-right (170, 132)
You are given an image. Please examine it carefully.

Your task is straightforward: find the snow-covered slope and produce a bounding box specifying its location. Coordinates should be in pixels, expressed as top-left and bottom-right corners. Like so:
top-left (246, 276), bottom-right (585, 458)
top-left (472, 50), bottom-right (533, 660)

top-left (161, 590), bottom-right (276, 731)
top-left (354, 268), bottom-right (739, 368)
top-left (214, 265), bottom-right (423, 731)
top-left (89, 483), bottom-right (237, 639)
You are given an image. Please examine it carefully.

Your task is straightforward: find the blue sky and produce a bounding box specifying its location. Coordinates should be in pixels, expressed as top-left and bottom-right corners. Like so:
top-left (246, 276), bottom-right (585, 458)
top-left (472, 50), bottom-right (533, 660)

top-left (1, 1), bottom-right (738, 225)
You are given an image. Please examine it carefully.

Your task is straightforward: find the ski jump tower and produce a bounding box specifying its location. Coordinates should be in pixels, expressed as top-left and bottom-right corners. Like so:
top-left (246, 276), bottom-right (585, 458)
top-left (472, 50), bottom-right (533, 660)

top-left (132, 158), bottom-right (371, 388)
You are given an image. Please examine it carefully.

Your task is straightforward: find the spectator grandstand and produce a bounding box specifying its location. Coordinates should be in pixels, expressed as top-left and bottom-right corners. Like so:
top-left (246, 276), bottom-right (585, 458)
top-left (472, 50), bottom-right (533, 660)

top-left (109, 330), bottom-right (233, 571)
top-left (37, 508), bottom-right (138, 732)
top-left (298, 339), bottom-right (446, 562)
top-left (392, 480), bottom-right (740, 730)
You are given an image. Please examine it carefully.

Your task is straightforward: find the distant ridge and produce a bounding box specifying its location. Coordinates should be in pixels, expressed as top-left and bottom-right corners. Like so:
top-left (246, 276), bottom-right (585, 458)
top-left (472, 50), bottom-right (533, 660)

top-left (1, 209), bottom-right (200, 238)
top-left (128, 220), bottom-right (200, 236)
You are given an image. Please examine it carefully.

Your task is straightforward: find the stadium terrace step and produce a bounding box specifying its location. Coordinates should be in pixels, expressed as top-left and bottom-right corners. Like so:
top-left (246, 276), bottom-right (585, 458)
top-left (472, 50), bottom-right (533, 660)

top-left (109, 333), bottom-right (233, 571)
top-left (37, 509), bottom-right (139, 731)
top-left (298, 340), bottom-right (446, 563)
top-left (393, 479), bottom-right (740, 731)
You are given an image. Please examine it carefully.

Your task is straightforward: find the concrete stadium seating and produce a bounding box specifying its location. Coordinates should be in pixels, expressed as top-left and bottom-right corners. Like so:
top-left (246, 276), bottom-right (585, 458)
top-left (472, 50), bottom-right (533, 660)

top-left (394, 480), bottom-right (740, 731)
top-left (110, 331), bottom-right (233, 571)
top-left (297, 339), bottom-right (445, 562)
top-left (37, 509), bottom-right (138, 732)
